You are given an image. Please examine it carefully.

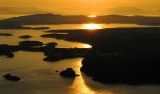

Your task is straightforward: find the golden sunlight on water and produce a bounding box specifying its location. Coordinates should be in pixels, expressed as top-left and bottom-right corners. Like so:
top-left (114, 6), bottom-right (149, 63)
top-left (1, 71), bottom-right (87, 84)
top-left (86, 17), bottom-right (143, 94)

top-left (69, 58), bottom-right (114, 94)
top-left (82, 44), bottom-right (92, 48)
top-left (82, 24), bottom-right (102, 30)
top-left (70, 59), bottom-right (95, 94)
top-left (70, 76), bottom-right (114, 94)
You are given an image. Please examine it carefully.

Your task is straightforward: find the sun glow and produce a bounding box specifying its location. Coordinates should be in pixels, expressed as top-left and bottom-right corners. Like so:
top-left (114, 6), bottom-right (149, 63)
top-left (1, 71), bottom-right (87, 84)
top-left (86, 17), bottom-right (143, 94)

top-left (83, 23), bottom-right (101, 30)
top-left (88, 15), bottom-right (97, 18)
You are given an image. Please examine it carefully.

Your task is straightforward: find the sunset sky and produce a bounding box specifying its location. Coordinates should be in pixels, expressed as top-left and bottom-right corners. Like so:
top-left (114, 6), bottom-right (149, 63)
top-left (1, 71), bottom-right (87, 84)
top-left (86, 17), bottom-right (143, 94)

top-left (0, 0), bottom-right (160, 18)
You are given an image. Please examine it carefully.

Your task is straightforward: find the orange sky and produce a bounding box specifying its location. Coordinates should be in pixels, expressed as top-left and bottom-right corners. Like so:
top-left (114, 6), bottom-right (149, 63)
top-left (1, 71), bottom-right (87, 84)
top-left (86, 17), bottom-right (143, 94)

top-left (0, 0), bottom-right (160, 16)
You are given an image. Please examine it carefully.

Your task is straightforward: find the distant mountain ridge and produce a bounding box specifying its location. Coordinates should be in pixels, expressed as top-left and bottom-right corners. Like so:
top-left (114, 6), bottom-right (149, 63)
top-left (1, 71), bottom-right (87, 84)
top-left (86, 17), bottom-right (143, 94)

top-left (0, 13), bottom-right (160, 26)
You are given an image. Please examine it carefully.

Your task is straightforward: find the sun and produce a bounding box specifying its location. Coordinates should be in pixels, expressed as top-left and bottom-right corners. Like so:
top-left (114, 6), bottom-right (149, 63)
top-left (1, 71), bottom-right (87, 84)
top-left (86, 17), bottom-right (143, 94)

top-left (88, 15), bottom-right (97, 18)
top-left (82, 23), bottom-right (101, 30)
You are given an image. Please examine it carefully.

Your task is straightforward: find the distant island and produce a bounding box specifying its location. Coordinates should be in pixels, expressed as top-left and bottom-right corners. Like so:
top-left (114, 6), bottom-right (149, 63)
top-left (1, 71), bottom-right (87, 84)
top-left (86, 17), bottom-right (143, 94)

top-left (0, 23), bottom-right (49, 29)
top-left (0, 13), bottom-right (160, 26)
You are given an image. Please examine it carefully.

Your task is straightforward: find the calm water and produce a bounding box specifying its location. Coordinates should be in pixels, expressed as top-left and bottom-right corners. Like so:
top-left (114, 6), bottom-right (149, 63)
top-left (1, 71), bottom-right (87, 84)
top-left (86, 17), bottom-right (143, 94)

top-left (0, 29), bottom-right (91, 48)
top-left (25, 24), bottom-right (160, 30)
top-left (0, 25), bottom-right (160, 94)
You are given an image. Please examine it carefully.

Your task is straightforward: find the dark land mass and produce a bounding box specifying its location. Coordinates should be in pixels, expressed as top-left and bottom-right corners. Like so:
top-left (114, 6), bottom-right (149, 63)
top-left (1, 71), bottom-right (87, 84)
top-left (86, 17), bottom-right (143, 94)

top-left (0, 41), bottom-right (56, 57)
top-left (0, 33), bottom-right (13, 36)
top-left (0, 23), bottom-right (49, 30)
top-left (19, 35), bottom-right (33, 39)
top-left (0, 23), bottom-right (32, 29)
top-left (0, 41), bottom-right (90, 60)
top-left (45, 27), bottom-right (160, 50)
top-left (0, 44), bottom-right (39, 58)
top-left (0, 44), bottom-right (18, 58)
top-left (81, 49), bottom-right (160, 85)
top-left (19, 41), bottom-right (43, 47)
top-left (45, 27), bottom-right (160, 84)
top-left (0, 14), bottom-right (160, 26)
top-left (60, 68), bottom-right (79, 78)
top-left (3, 74), bottom-right (21, 81)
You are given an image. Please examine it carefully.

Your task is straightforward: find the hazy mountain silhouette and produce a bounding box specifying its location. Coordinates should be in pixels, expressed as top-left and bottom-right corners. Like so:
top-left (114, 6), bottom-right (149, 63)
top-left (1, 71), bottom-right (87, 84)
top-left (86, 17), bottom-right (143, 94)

top-left (0, 13), bottom-right (160, 25)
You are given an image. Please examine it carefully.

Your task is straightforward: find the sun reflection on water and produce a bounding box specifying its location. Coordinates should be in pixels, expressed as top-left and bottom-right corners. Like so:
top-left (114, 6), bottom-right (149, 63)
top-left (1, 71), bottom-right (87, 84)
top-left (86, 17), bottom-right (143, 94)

top-left (69, 58), bottom-right (95, 94)
top-left (73, 43), bottom-right (92, 48)
top-left (82, 23), bottom-right (102, 30)
top-left (82, 44), bottom-right (92, 48)
top-left (69, 58), bottom-right (114, 94)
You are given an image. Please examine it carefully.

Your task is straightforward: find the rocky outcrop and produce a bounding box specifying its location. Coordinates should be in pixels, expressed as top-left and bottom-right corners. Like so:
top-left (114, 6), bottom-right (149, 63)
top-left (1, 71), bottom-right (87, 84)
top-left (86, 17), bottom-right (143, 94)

top-left (3, 74), bottom-right (21, 81)
top-left (60, 68), bottom-right (79, 78)
top-left (0, 44), bottom-right (17, 58)
top-left (0, 33), bottom-right (13, 36)
top-left (19, 41), bottom-right (43, 47)
top-left (19, 35), bottom-right (33, 39)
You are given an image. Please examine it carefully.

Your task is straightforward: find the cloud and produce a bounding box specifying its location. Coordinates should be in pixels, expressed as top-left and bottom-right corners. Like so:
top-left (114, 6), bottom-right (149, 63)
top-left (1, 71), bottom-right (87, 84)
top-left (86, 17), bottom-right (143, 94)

top-left (0, 7), bottom-right (47, 14)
